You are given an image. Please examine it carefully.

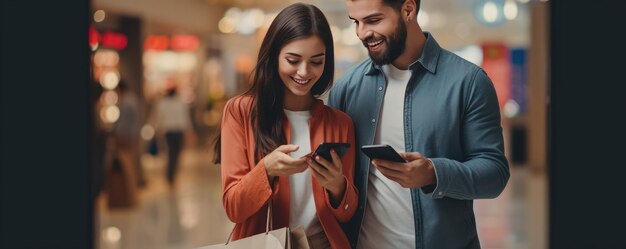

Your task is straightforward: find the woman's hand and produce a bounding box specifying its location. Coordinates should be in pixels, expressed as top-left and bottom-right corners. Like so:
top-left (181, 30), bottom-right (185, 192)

top-left (307, 150), bottom-right (347, 207)
top-left (263, 145), bottom-right (309, 181)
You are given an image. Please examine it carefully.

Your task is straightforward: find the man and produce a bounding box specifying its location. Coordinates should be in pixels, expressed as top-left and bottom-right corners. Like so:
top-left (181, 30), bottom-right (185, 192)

top-left (328, 0), bottom-right (510, 248)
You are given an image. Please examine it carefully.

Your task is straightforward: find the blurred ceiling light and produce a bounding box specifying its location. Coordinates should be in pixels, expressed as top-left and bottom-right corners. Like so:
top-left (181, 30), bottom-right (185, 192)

top-left (482, 2), bottom-right (499, 23)
top-left (218, 17), bottom-right (237, 34)
top-left (474, 0), bottom-right (507, 26)
top-left (225, 7), bottom-right (242, 19)
top-left (417, 11), bottom-right (430, 28)
top-left (93, 51), bottom-right (106, 67)
top-left (504, 0), bottom-right (519, 20)
top-left (237, 16), bottom-right (258, 35)
top-left (103, 226), bottom-right (121, 243)
top-left (518, 0), bottom-right (530, 3)
top-left (219, 8), bottom-right (240, 34)
top-left (100, 105), bottom-right (120, 123)
top-left (93, 10), bottom-right (106, 23)
top-left (93, 50), bottom-right (119, 67)
top-left (141, 125), bottom-right (155, 141)
top-left (503, 99), bottom-right (520, 118)
top-left (237, 9), bottom-right (265, 35)
top-left (220, 8), bottom-right (268, 35)
top-left (102, 90), bottom-right (118, 106)
top-left (247, 8), bottom-right (265, 28)
top-left (100, 70), bottom-right (120, 90)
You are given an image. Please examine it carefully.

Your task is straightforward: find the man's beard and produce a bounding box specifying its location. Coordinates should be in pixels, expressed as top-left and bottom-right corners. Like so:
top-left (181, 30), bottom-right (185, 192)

top-left (364, 17), bottom-right (407, 65)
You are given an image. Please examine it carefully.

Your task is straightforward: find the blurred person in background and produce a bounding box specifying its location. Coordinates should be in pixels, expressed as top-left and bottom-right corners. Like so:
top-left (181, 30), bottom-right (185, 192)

top-left (114, 80), bottom-right (146, 187)
top-left (213, 3), bottom-right (358, 249)
top-left (152, 82), bottom-right (192, 187)
top-left (104, 80), bottom-right (142, 208)
top-left (329, 0), bottom-right (510, 248)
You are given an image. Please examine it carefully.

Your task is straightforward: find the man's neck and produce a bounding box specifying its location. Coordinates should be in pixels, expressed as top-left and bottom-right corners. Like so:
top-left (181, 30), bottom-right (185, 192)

top-left (391, 25), bottom-right (426, 70)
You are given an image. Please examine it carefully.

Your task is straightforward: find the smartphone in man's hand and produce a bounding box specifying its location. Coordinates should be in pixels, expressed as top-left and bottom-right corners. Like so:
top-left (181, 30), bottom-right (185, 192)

top-left (361, 144), bottom-right (406, 163)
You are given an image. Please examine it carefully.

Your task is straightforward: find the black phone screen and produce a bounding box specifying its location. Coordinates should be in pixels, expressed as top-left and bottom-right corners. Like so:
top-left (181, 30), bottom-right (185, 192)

top-left (360, 144), bottom-right (406, 162)
top-left (311, 142), bottom-right (350, 162)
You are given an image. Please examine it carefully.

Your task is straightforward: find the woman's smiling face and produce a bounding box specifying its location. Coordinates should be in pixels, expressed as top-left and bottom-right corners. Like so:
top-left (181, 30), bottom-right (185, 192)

top-left (278, 35), bottom-right (326, 101)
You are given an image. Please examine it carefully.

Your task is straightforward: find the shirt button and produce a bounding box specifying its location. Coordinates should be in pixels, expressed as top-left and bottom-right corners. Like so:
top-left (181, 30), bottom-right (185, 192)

top-left (378, 86), bottom-right (383, 91)
top-left (344, 204), bottom-right (349, 210)
top-left (438, 192), bottom-right (443, 196)
top-left (371, 118), bottom-right (376, 123)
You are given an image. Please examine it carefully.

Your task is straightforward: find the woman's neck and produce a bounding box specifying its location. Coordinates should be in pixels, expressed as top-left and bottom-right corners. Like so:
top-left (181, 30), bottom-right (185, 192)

top-left (283, 94), bottom-right (314, 111)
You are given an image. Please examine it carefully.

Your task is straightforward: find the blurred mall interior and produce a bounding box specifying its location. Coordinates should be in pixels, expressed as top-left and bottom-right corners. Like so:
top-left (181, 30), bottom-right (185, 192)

top-left (88, 0), bottom-right (549, 248)
top-left (7, 0), bottom-right (625, 249)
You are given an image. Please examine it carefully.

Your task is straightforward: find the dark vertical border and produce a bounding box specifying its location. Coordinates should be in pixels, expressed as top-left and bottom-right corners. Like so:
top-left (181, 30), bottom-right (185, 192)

top-left (550, 0), bottom-right (626, 248)
top-left (1, 1), bottom-right (93, 248)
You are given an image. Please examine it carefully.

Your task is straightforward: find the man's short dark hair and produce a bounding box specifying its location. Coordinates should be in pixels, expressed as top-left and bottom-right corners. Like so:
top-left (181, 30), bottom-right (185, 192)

top-left (383, 0), bottom-right (420, 12)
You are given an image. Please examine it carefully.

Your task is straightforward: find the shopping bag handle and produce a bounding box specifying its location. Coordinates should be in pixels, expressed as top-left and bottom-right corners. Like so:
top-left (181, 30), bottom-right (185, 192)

top-left (224, 201), bottom-right (273, 245)
top-left (266, 201), bottom-right (273, 233)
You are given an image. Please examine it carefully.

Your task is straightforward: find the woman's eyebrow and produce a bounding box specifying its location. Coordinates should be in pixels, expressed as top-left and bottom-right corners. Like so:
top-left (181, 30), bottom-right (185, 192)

top-left (285, 52), bottom-right (325, 58)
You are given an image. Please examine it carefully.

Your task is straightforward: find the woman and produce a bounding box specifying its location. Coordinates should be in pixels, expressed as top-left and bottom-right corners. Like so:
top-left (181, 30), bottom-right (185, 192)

top-left (213, 3), bottom-right (357, 249)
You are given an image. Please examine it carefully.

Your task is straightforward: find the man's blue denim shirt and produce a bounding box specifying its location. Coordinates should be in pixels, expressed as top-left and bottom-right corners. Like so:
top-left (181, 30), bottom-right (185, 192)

top-left (328, 33), bottom-right (510, 249)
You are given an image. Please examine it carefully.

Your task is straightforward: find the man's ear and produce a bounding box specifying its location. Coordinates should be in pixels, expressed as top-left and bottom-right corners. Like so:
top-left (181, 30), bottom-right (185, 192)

top-left (403, 0), bottom-right (417, 22)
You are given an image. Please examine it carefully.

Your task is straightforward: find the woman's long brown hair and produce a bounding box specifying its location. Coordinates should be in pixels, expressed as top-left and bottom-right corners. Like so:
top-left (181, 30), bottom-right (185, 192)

top-left (212, 3), bottom-right (335, 164)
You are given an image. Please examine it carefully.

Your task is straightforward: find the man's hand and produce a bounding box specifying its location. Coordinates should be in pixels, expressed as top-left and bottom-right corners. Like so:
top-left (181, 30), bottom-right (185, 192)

top-left (372, 152), bottom-right (436, 188)
top-left (263, 145), bottom-right (308, 178)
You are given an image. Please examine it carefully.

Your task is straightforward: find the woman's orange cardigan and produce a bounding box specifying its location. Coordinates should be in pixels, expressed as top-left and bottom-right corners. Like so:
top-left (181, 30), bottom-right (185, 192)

top-left (220, 95), bottom-right (358, 249)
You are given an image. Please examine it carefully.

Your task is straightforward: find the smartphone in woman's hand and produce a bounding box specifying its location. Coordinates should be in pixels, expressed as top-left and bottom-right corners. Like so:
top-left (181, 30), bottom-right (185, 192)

top-left (311, 142), bottom-right (350, 163)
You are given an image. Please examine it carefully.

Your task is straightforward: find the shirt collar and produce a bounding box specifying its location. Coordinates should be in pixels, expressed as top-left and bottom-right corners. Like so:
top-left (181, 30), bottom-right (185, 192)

top-left (366, 32), bottom-right (441, 75)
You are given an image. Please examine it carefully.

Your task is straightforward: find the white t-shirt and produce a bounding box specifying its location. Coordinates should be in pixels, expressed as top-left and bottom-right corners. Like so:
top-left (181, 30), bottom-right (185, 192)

top-left (284, 109), bottom-right (323, 236)
top-left (357, 64), bottom-right (415, 249)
